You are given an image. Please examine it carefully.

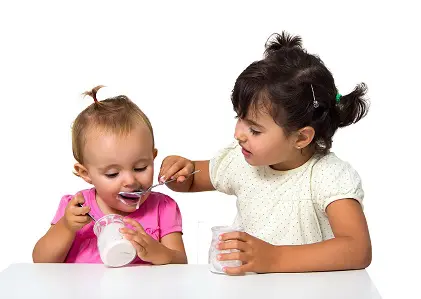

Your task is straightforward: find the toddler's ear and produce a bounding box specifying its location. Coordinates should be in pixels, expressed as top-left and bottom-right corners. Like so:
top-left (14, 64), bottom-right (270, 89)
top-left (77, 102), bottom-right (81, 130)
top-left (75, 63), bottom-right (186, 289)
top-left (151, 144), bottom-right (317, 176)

top-left (153, 148), bottom-right (158, 159)
top-left (74, 163), bottom-right (93, 184)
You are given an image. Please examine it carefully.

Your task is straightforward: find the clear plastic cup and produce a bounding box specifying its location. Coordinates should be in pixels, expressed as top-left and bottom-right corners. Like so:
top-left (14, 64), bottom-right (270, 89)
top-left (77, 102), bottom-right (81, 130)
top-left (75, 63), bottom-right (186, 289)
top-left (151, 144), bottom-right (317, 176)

top-left (208, 225), bottom-right (244, 274)
top-left (93, 214), bottom-right (136, 267)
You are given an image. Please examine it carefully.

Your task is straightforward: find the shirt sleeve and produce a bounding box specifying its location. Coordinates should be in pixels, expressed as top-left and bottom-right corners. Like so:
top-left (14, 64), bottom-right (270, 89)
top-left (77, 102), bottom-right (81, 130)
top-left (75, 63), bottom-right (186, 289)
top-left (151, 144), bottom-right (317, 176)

top-left (158, 194), bottom-right (183, 238)
top-left (51, 195), bottom-right (73, 225)
top-left (209, 141), bottom-right (239, 195)
top-left (311, 154), bottom-right (364, 213)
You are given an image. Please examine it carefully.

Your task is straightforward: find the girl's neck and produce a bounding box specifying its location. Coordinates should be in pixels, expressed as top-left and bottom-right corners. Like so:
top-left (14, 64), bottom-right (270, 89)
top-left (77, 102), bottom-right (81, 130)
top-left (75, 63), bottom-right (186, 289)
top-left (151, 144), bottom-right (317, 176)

top-left (270, 146), bottom-right (316, 172)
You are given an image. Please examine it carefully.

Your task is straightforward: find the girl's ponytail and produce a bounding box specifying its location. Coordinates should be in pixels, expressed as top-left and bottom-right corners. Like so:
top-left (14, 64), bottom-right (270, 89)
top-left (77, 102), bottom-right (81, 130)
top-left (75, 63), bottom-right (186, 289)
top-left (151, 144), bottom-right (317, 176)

top-left (336, 83), bottom-right (369, 128)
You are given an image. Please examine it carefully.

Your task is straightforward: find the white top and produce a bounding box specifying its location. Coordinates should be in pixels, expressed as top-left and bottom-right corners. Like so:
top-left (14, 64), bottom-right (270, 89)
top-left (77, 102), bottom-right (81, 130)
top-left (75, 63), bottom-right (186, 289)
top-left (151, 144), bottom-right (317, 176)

top-left (0, 263), bottom-right (381, 299)
top-left (210, 142), bottom-right (364, 245)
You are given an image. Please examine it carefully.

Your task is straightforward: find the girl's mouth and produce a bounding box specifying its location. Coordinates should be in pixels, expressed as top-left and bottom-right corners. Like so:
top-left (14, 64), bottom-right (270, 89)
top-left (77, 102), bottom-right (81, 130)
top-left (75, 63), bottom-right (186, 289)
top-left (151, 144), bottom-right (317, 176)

top-left (241, 147), bottom-right (252, 157)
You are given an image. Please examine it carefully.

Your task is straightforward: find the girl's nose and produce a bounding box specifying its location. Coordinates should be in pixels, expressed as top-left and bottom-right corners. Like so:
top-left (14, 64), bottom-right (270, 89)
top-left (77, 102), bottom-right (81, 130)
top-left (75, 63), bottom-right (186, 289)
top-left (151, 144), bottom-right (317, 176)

top-left (234, 132), bottom-right (247, 143)
top-left (234, 119), bottom-right (248, 143)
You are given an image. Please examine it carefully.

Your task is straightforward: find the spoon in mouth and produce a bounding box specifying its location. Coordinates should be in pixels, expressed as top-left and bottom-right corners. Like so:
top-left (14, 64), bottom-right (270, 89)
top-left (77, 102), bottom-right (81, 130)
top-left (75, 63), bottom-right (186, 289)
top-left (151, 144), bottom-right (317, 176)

top-left (118, 170), bottom-right (200, 199)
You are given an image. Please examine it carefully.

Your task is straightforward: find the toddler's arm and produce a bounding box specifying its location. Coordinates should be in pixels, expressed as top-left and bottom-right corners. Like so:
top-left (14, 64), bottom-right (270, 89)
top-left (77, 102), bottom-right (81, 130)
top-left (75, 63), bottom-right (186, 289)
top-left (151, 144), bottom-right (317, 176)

top-left (32, 194), bottom-right (91, 263)
top-left (120, 218), bottom-right (187, 265)
top-left (160, 232), bottom-right (187, 264)
top-left (32, 220), bottom-right (76, 263)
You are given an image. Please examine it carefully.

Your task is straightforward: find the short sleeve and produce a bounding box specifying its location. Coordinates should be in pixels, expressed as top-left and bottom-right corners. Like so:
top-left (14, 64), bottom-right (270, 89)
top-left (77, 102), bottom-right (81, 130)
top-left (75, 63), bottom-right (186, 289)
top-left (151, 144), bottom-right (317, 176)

top-left (209, 141), bottom-right (239, 195)
top-left (158, 195), bottom-right (183, 238)
top-left (311, 154), bottom-right (364, 213)
top-left (51, 195), bottom-right (73, 224)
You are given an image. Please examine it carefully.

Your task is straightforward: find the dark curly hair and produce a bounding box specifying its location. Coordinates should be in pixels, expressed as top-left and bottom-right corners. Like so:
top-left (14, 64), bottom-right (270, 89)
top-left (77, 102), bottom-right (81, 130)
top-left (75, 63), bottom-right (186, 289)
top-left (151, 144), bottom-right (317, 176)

top-left (231, 31), bottom-right (369, 153)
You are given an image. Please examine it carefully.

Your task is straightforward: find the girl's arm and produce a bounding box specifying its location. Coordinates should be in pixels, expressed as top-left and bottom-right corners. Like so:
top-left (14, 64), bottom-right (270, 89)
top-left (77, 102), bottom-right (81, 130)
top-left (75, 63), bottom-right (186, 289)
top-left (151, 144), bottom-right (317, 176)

top-left (189, 160), bottom-right (214, 192)
top-left (160, 158), bottom-right (214, 192)
top-left (32, 219), bottom-right (76, 263)
top-left (272, 199), bottom-right (371, 272)
top-left (219, 198), bottom-right (371, 274)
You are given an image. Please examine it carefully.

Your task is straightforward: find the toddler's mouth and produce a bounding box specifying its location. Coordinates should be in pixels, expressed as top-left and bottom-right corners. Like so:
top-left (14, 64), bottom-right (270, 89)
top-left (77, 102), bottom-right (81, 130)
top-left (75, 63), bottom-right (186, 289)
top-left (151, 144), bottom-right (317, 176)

top-left (118, 193), bottom-right (141, 207)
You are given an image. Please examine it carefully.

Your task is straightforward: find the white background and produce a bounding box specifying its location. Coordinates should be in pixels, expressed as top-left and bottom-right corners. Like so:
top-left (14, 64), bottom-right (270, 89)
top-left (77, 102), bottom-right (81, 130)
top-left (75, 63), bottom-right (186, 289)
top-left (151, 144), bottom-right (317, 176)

top-left (0, 1), bottom-right (419, 298)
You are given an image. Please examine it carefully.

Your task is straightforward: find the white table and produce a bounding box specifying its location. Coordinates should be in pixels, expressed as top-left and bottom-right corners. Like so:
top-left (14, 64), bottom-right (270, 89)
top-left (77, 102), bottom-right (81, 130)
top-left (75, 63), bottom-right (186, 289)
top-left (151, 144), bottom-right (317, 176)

top-left (0, 263), bottom-right (381, 299)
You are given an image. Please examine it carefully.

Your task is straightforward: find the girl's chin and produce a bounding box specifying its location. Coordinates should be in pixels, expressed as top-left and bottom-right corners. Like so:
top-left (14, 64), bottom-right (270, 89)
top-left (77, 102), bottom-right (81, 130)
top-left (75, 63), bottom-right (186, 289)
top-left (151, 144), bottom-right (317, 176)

top-left (243, 156), bottom-right (260, 166)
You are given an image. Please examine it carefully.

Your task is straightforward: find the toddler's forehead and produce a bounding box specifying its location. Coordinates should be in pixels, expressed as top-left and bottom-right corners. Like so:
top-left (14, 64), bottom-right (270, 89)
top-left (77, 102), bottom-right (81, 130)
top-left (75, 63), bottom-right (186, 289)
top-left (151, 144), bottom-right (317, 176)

top-left (86, 122), bottom-right (151, 140)
top-left (83, 124), bottom-right (154, 155)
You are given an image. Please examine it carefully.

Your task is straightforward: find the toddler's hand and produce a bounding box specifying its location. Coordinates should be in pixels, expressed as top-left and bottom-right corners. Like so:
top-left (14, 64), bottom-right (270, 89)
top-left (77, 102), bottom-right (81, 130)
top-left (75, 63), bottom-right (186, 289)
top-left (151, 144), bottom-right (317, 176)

top-left (121, 218), bottom-right (172, 265)
top-left (63, 193), bottom-right (92, 233)
top-left (159, 155), bottom-right (194, 184)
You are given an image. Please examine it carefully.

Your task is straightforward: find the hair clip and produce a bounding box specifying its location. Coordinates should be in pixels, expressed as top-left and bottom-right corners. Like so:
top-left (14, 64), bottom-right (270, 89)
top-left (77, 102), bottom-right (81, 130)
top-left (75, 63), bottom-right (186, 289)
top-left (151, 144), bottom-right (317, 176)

top-left (311, 84), bottom-right (319, 108)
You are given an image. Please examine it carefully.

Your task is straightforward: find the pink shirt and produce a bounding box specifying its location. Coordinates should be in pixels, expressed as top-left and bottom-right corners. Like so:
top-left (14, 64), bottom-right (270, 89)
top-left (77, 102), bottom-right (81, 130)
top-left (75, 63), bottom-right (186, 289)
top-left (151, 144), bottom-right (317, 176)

top-left (51, 188), bottom-right (183, 264)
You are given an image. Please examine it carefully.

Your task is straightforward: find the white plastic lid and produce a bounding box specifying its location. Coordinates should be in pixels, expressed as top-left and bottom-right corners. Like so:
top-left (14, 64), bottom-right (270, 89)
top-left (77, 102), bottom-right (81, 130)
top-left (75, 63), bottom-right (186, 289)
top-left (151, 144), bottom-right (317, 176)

top-left (101, 239), bottom-right (136, 267)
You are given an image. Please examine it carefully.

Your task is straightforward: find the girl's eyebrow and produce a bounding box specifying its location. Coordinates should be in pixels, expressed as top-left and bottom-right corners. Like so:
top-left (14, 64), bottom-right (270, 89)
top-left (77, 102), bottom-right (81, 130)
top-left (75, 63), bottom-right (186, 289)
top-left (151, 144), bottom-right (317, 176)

top-left (244, 118), bottom-right (265, 129)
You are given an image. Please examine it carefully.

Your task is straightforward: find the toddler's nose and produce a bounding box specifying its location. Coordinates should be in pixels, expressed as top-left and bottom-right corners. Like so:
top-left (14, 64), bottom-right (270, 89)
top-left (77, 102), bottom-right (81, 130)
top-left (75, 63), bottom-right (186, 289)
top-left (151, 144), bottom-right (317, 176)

top-left (123, 174), bottom-right (138, 189)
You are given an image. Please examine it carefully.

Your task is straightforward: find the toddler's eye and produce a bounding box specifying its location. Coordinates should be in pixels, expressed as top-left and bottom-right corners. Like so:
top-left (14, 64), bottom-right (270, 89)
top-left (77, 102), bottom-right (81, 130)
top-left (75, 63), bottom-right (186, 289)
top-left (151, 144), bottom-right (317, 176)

top-left (105, 173), bottom-right (118, 178)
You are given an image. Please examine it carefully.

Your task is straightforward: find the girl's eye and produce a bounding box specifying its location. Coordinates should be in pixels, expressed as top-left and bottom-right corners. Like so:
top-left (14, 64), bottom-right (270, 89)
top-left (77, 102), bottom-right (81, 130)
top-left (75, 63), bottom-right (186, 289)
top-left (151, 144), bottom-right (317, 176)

top-left (249, 128), bottom-right (261, 135)
top-left (105, 173), bottom-right (118, 178)
top-left (134, 167), bottom-right (147, 172)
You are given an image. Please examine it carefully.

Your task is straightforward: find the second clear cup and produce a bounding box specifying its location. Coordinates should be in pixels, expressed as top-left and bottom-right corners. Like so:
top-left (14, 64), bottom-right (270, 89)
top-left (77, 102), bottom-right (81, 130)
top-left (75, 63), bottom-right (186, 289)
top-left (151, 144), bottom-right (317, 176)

top-left (208, 225), bottom-right (244, 274)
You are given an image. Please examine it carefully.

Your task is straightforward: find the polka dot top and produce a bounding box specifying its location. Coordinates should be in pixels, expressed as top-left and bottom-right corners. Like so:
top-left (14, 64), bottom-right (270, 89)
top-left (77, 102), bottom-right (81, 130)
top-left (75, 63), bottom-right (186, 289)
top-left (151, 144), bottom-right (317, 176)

top-left (209, 142), bottom-right (364, 245)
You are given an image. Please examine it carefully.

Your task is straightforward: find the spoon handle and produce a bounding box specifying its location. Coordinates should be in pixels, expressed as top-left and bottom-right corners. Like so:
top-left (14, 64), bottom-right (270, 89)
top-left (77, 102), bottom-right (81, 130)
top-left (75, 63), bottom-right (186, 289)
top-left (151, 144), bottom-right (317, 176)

top-left (162, 170), bottom-right (201, 185)
top-left (145, 170), bottom-right (201, 192)
top-left (77, 203), bottom-right (96, 222)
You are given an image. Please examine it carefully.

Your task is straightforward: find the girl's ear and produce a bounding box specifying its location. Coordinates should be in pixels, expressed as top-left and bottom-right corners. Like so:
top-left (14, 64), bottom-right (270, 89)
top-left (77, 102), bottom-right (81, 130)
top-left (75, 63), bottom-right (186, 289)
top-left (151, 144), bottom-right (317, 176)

top-left (295, 126), bottom-right (315, 149)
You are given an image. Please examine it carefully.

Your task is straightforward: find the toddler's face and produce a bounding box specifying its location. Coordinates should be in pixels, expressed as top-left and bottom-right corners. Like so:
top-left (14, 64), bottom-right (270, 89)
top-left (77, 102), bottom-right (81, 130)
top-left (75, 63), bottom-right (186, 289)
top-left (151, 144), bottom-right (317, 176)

top-left (77, 123), bottom-right (156, 214)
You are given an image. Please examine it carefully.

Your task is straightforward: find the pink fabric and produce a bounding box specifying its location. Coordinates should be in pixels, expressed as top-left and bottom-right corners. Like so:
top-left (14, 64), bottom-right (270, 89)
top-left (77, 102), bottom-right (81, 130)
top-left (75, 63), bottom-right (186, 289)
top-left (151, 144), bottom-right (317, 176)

top-left (51, 188), bottom-right (182, 264)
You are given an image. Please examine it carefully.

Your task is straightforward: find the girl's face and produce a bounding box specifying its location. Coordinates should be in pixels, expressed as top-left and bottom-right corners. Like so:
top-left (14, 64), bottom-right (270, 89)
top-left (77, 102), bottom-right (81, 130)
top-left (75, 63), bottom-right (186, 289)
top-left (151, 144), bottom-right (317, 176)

top-left (75, 123), bottom-right (156, 215)
top-left (234, 108), bottom-right (314, 171)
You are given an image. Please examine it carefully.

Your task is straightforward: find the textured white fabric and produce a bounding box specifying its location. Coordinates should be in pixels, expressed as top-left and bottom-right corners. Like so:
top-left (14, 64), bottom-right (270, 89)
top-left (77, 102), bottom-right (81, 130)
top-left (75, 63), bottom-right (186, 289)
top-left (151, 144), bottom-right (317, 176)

top-left (210, 142), bottom-right (364, 245)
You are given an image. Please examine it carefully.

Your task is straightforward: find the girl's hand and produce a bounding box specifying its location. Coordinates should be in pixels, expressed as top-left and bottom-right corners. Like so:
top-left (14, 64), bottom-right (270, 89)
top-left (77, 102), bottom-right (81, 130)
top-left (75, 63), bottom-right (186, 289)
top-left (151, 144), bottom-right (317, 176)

top-left (120, 218), bottom-right (173, 265)
top-left (159, 155), bottom-right (195, 183)
top-left (217, 231), bottom-right (278, 275)
top-left (63, 193), bottom-right (92, 233)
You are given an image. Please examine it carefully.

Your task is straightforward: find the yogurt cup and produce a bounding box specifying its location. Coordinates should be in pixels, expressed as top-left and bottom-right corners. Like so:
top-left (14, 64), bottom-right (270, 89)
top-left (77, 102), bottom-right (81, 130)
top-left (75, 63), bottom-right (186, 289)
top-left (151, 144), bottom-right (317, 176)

top-left (93, 214), bottom-right (136, 267)
top-left (208, 225), bottom-right (244, 274)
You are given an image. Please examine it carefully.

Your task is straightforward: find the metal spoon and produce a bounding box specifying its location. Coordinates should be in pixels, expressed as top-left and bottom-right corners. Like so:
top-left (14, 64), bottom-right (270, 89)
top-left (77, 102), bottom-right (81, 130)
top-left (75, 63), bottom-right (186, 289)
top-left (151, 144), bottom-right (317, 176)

top-left (77, 203), bottom-right (96, 222)
top-left (118, 170), bottom-right (200, 199)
